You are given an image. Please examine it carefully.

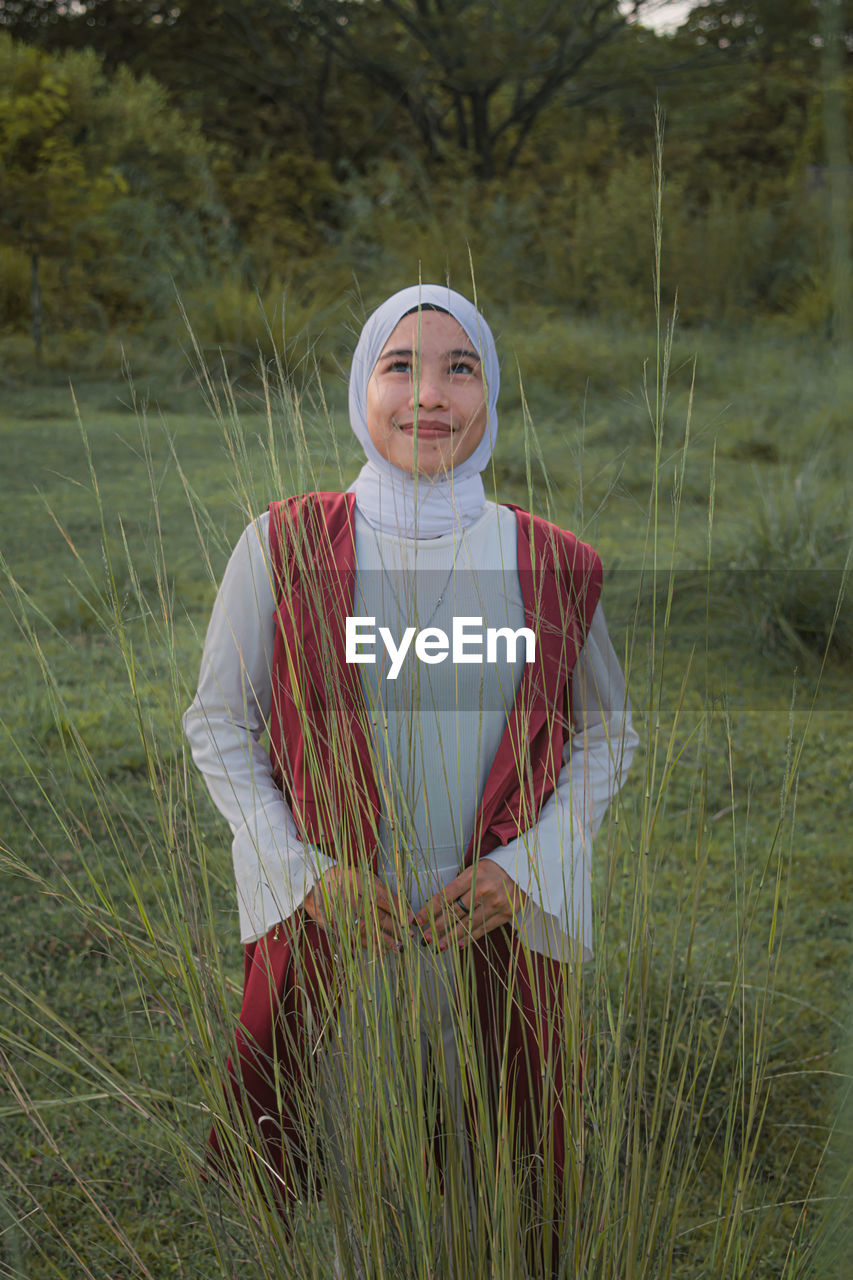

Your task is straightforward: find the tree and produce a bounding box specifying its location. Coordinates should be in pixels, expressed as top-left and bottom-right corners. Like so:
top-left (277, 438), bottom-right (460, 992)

top-left (0, 32), bottom-right (222, 351)
top-left (303, 0), bottom-right (656, 179)
top-left (0, 1), bottom-right (349, 162)
top-left (0, 38), bottom-right (121, 354)
top-left (657, 0), bottom-right (852, 197)
top-left (675, 0), bottom-right (853, 57)
top-left (0, 0), bottom-right (691, 179)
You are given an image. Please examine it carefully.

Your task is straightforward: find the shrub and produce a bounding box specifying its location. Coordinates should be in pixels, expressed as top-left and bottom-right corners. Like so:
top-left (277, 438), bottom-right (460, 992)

top-left (723, 456), bottom-right (852, 663)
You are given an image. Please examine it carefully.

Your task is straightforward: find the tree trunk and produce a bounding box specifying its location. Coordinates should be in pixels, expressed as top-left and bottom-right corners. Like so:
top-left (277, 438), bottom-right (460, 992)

top-left (452, 91), bottom-right (468, 152)
top-left (821, 0), bottom-right (851, 348)
top-left (311, 45), bottom-right (333, 161)
top-left (470, 90), bottom-right (493, 181)
top-left (30, 250), bottom-right (43, 363)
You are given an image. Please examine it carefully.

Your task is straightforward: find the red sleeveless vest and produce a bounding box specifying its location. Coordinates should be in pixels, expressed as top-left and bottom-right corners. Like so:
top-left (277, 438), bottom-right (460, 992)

top-left (265, 490), bottom-right (601, 868)
top-left (209, 492), bottom-right (602, 1232)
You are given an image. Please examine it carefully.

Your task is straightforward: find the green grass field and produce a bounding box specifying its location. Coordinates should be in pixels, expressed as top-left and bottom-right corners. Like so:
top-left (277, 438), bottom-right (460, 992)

top-left (1, 313), bottom-right (851, 1278)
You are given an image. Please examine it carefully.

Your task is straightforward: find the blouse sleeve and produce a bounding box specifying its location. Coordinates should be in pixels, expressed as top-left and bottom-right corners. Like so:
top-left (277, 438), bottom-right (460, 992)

top-left (182, 511), bottom-right (336, 943)
top-left (483, 601), bottom-right (638, 963)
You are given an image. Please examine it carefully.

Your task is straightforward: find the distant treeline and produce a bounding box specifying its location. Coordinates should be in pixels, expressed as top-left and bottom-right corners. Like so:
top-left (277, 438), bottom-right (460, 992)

top-left (0, 0), bottom-right (850, 356)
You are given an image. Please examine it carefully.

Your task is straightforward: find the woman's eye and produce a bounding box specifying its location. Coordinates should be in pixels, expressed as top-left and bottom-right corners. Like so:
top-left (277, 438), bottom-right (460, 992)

top-left (450, 361), bottom-right (475, 376)
top-left (388, 359), bottom-right (412, 373)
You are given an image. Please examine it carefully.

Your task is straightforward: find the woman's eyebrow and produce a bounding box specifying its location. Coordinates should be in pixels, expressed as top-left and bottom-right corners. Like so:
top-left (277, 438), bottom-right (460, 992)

top-left (378, 347), bottom-right (481, 361)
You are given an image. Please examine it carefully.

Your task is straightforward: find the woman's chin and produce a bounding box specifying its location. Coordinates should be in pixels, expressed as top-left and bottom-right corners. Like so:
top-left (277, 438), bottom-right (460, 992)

top-left (390, 448), bottom-right (454, 478)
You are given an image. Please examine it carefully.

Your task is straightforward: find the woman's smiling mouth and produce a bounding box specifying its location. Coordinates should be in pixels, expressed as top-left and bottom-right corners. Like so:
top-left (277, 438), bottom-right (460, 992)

top-left (397, 419), bottom-right (453, 438)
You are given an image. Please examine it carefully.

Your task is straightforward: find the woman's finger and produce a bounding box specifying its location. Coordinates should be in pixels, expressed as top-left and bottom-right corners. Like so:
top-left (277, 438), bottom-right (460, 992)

top-left (429, 896), bottom-right (485, 950)
top-left (359, 899), bottom-right (406, 952)
top-left (374, 881), bottom-right (416, 926)
top-left (444, 886), bottom-right (518, 948)
top-left (456, 906), bottom-right (499, 948)
top-left (375, 897), bottom-right (409, 942)
top-left (307, 872), bottom-right (401, 953)
top-left (421, 897), bottom-right (460, 947)
top-left (359, 925), bottom-right (401, 953)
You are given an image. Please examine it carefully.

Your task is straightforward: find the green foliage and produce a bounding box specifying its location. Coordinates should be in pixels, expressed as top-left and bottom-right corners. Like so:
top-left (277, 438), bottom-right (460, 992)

top-left (214, 148), bottom-right (341, 275)
top-left (724, 456), bottom-right (853, 663)
top-left (174, 265), bottom-right (357, 382)
top-left (0, 31), bottom-right (225, 341)
top-left (1, 0), bottom-right (649, 180)
top-left (0, 1), bottom-right (849, 353)
top-left (291, 131), bottom-right (842, 332)
top-left (676, 0), bottom-right (853, 57)
top-left (0, 243), bottom-right (28, 325)
top-left (0, 38), bottom-right (121, 261)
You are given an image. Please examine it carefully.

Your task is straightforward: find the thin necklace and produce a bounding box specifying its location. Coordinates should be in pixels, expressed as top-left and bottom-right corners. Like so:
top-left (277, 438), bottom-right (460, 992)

top-left (370, 527), bottom-right (467, 631)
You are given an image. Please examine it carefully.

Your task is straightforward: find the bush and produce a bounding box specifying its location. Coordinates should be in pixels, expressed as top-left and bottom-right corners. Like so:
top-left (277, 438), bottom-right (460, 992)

top-left (0, 244), bottom-right (30, 329)
top-left (724, 456), bottom-right (852, 662)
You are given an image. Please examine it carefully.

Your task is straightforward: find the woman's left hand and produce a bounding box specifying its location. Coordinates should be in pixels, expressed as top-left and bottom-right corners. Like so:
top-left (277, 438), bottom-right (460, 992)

top-left (412, 860), bottom-right (527, 951)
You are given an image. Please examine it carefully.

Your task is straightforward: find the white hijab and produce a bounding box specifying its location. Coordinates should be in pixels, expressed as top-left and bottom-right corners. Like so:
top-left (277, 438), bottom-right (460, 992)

top-left (347, 284), bottom-right (500, 538)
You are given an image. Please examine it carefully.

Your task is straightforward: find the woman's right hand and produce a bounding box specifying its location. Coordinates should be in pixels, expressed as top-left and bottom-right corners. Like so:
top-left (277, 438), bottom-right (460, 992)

top-left (302, 866), bottom-right (415, 953)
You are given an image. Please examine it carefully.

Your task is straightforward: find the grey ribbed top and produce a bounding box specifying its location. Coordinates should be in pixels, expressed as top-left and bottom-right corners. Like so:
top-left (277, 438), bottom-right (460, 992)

top-left (353, 501), bottom-right (528, 912)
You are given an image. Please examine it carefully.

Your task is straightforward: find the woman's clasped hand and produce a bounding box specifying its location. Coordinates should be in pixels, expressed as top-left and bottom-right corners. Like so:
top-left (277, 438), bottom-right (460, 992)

top-left (302, 865), bottom-right (413, 952)
top-left (302, 859), bottom-right (527, 954)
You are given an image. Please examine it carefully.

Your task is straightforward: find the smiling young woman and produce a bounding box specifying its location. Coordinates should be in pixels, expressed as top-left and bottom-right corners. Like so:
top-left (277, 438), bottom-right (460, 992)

top-left (183, 283), bottom-right (638, 1277)
top-left (365, 308), bottom-right (489, 475)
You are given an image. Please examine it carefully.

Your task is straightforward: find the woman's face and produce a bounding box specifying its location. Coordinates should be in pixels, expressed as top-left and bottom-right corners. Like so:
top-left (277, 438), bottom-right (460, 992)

top-left (365, 310), bottom-right (489, 476)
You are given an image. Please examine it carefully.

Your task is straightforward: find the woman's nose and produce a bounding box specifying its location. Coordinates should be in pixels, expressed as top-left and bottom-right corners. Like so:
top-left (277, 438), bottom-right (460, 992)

top-left (411, 366), bottom-right (447, 408)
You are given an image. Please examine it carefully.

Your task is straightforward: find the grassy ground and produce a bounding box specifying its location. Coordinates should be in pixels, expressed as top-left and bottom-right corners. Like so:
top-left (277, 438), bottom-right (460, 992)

top-left (1, 314), bottom-right (851, 1277)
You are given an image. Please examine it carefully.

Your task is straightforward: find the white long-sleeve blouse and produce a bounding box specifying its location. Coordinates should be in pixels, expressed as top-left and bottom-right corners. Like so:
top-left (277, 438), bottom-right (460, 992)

top-left (183, 501), bottom-right (638, 962)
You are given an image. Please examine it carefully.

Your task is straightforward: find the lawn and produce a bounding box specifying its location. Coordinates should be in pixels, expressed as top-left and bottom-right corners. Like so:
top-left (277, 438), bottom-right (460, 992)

top-left (1, 313), bottom-right (851, 1278)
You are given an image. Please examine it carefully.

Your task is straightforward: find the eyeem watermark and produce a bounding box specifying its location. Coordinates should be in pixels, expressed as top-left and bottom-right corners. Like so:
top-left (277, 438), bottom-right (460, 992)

top-left (346, 616), bottom-right (536, 681)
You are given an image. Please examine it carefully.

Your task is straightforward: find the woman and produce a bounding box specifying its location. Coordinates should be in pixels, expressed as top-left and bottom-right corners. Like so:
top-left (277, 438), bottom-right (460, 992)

top-left (183, 284), bottom-right (637, 1276)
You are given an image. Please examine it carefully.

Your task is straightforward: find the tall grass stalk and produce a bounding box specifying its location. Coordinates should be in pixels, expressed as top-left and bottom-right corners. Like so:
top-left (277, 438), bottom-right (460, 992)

top-left (0, 136), bottom-right (846, 1279)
